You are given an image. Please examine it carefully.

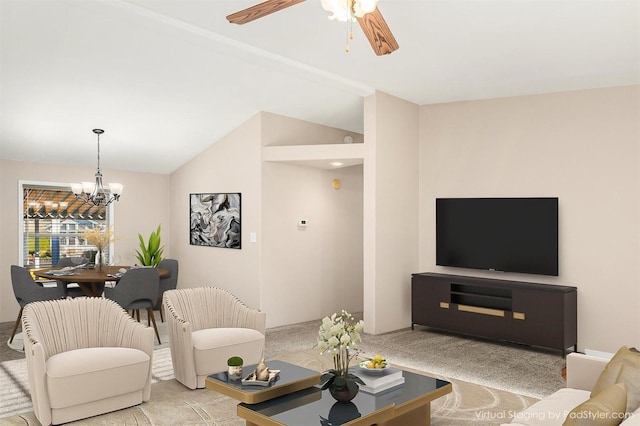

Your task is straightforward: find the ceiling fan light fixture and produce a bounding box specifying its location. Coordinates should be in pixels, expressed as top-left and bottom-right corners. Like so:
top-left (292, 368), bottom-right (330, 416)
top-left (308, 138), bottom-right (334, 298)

top-left (354, 0), bottom-right (378, 16)
top-left (227, 0), bottom-right (397, 56)
top-left (321, 0), bottom-right (378, 22)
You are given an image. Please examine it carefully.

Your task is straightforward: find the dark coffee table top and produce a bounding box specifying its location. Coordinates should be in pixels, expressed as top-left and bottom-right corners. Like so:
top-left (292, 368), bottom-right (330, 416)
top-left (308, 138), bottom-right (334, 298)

top-left (237, 369), bottom-right (451, 425)
top-left (205, 360), bottom-right (322, 404)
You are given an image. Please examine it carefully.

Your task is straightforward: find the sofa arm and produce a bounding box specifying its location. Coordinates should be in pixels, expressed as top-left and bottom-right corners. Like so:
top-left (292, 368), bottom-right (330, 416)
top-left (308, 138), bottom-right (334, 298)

top-left (566, 352), bottom-right (610, 391)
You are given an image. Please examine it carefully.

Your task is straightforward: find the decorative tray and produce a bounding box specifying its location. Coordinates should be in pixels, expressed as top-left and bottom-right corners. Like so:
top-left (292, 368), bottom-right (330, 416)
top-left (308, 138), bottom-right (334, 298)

top-left (241, 370), bottom-right (280, 386)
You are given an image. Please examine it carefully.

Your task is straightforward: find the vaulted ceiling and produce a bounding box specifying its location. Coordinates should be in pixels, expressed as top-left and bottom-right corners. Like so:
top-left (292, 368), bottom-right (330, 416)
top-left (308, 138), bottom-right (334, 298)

top-left (1, 0), bottom-right (638, 174)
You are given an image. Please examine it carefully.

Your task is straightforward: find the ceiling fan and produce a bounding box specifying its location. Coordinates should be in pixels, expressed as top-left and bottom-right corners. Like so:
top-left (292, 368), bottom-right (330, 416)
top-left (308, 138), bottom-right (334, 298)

top-left (226, 0), bottom-right (399, 56)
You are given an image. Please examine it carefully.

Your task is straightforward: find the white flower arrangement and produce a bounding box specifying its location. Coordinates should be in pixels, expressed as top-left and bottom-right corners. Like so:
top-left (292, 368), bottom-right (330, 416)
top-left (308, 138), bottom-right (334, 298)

top-left (317, 310), bottom-right (365, 393)
top-left (317, 310), bottom-right (364, 355)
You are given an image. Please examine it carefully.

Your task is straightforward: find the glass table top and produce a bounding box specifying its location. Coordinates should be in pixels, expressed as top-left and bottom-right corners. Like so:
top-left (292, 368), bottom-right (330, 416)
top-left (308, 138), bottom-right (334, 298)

top-left (238, 369), bottom-right (450, 425)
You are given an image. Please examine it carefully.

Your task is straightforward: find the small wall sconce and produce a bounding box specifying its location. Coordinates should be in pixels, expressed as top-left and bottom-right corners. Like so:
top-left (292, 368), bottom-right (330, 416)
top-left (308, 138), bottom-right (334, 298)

top-left (332, 179), bottom-right (341, 190)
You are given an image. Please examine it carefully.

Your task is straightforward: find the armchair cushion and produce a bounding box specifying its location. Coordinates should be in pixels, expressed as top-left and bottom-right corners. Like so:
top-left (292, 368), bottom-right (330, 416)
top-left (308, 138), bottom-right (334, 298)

top-left (192, 327), bottom-right (264, 376)
top-left (47, 347), bottom-right (151, 409)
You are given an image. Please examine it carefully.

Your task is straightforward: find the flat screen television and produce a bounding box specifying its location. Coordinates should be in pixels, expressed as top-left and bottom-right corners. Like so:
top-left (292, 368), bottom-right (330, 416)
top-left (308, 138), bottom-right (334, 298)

top-left (436, 197), bottom-right (558, 276)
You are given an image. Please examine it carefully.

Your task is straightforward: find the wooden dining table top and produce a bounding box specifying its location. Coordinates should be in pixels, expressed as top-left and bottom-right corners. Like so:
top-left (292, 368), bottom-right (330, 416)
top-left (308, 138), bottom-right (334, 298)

top-left (34, 265), bottom-right (169, 282)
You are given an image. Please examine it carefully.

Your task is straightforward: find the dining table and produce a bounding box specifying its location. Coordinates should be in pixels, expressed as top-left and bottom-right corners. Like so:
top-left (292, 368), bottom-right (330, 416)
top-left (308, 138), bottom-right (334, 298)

top-left (34, 265), bottom-right (169, 297)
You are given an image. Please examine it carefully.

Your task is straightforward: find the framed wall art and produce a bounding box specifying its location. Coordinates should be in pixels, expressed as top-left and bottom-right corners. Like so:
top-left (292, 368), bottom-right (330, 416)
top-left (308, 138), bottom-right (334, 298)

top-left (190, 193), bottom-right (241, 249)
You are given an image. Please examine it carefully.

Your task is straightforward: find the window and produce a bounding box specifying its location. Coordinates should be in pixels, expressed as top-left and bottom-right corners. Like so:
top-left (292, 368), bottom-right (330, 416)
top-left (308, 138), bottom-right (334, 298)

top-left (20, 181), bottom-right (113, 269)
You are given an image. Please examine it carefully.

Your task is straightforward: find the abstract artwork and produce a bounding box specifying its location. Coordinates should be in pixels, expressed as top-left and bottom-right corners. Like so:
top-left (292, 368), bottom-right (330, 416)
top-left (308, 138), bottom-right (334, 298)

top-left (190, 193), bottom-right (241, 249)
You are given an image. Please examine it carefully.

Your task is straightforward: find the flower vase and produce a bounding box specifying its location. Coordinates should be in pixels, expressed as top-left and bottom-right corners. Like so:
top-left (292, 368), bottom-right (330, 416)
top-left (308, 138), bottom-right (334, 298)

top-left (95, 250), bottom-right (105, 270)
top-left (329, 382), bottom-right (359, 402)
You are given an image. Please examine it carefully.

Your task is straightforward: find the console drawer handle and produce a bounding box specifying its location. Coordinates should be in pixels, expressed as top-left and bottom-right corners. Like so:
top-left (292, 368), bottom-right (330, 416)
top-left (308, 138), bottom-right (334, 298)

top-left (457, 304), bottom-right (505, 317)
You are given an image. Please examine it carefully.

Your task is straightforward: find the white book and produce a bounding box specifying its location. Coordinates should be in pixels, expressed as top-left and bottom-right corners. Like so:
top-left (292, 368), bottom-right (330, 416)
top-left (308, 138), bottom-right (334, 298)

top-left (360, 376), bottom-right (405, 394)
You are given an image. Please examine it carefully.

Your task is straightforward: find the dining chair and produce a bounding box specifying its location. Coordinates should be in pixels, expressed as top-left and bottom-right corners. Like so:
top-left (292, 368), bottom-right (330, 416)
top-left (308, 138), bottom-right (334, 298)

top-left (163, 287), bottom-right (265, 389)
top-left (104, 268), bottom-right (161, 344)
top-left (155, 258), bottom-right (178, 322)
top-left (9, 265), bottom-right (66, 344)
top-left (55, 257), bottom-right (85, 298)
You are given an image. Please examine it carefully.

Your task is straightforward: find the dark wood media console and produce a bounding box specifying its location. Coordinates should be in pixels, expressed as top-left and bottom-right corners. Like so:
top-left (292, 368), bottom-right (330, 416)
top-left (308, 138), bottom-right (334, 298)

top-left (411, 273), bottom-right (577, 354)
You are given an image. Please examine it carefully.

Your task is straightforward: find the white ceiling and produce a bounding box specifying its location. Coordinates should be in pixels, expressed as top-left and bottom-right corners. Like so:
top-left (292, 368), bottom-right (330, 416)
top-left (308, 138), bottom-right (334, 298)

top-left (1, 0), bottom-right (638, 174)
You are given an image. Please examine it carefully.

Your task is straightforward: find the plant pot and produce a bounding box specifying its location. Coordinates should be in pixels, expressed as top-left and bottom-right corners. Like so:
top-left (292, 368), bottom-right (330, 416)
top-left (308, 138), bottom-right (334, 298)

top-left (228, 365), bottom-right (243, 381)
top-left (329, 383), bottom-right (359, 402)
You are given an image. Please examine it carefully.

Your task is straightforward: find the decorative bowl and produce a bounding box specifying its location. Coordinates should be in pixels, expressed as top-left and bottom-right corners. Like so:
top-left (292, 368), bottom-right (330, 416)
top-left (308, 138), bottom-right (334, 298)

top-left (358, 360), bottom-right (390, 375)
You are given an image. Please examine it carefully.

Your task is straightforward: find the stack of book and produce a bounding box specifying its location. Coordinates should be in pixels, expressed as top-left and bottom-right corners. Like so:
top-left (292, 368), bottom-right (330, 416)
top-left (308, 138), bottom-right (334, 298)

top-left (352, 366), bottom-right (405, 394)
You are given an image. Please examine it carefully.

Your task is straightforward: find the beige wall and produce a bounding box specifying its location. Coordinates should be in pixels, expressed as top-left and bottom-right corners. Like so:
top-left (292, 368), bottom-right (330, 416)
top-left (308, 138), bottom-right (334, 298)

top-left (0, 159), bottom-right (170, 322)
top-left (419, 85), bottom-right (640, 352)
top-left (262, 163), bottom-right (363, 327)
top-left (363, 91), bottom-right (420, 334)
top-left (261, 112), bottom-right (365, 326)
top-left (168, 114), bottom-right (263, 309)
top-left (168, 112), bottom-right (364, 327)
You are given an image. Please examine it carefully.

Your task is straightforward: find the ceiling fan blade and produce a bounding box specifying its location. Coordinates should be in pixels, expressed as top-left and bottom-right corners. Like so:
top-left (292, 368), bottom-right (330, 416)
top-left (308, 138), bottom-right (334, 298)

top-left (227, 0), bottom-right (306, 25)
top-left (356, 7), bottom-right (399, 56)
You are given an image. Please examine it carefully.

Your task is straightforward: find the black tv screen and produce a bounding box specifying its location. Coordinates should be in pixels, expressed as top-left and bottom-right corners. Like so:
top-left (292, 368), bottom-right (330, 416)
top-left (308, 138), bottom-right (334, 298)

top-left (436, 198), bottom-right (558, 276)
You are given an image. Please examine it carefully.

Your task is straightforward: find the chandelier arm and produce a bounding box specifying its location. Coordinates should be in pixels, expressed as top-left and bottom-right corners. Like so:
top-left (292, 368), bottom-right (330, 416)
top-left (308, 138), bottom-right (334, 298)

top-left (72, 128), bottom-right (122, 208)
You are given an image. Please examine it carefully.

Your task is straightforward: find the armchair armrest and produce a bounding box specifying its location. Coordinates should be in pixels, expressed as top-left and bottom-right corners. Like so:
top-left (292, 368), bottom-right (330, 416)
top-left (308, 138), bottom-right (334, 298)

top-left (234, 305), bottom-right (266, 335)
top-left (164, 294), bottom-right (198, 389)
top-left (566, 352), bottom-right (610, 391)
top-left (23, 338), bottom-right (52, 425)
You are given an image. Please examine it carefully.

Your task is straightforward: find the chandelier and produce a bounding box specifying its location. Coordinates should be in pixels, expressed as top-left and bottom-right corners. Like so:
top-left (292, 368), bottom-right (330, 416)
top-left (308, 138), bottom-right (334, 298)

top-left (71, 129), bottom-right (123, 207)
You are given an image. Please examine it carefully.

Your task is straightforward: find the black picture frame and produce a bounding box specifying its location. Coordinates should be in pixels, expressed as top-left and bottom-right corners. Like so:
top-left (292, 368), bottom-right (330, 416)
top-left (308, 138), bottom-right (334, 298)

top-left (189, 193), bottom-right (241, 249)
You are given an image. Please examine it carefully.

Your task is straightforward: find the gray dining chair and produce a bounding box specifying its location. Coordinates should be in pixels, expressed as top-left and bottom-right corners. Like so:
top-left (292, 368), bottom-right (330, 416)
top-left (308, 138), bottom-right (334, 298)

top-left (55, 257), bottom-right (85, 298)
top-left (104, 268), bottom-right (161, 344)
top-left (10, 265), bottom-right (66, 343)
top-left (155, 258), bottom-right (178, 322)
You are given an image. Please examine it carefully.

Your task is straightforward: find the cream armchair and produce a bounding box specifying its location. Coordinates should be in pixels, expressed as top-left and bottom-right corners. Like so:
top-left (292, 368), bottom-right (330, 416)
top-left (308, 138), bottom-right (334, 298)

top-left (22, 298), bottom-right (154, 426)
top-left (163, 287), bottom-right (266, 389)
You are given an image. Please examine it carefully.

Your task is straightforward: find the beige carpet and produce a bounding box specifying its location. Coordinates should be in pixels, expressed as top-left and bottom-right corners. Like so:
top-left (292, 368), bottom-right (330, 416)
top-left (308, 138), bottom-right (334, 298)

top-left (0, 347), bottom-right (537, 425)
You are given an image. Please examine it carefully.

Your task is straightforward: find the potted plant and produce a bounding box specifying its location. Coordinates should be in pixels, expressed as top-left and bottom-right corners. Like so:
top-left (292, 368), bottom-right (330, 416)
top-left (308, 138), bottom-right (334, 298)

top-left (317, 311), bottom-right (365, 402)
top-left (135, 224), bottom-right (164, 267)
top-left (227, 356), bottom-right (244, 381)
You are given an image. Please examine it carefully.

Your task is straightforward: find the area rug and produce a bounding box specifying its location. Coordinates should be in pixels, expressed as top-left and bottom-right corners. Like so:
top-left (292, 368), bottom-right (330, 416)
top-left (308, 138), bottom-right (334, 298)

top-left (0, 347), bottom-right (537, 425)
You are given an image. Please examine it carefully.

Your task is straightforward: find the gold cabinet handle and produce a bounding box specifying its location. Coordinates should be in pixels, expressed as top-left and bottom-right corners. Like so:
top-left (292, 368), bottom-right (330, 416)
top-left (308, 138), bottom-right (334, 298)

top-left (457, 304), bottom-right (505, 317)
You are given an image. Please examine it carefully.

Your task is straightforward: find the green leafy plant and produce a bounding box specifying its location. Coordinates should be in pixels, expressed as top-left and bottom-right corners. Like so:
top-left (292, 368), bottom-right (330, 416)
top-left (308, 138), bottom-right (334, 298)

top-left (135, 224), bottom-right (164, 267)
top-left (227, 356), bottom-right (244, 367)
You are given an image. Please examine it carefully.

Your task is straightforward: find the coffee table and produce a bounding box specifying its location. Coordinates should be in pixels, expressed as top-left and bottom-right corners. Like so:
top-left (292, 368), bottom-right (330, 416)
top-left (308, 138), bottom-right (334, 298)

top-left (237, 369), bottom-right (452, 426)
top-left (205, 360), bottom-right (321, 404)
